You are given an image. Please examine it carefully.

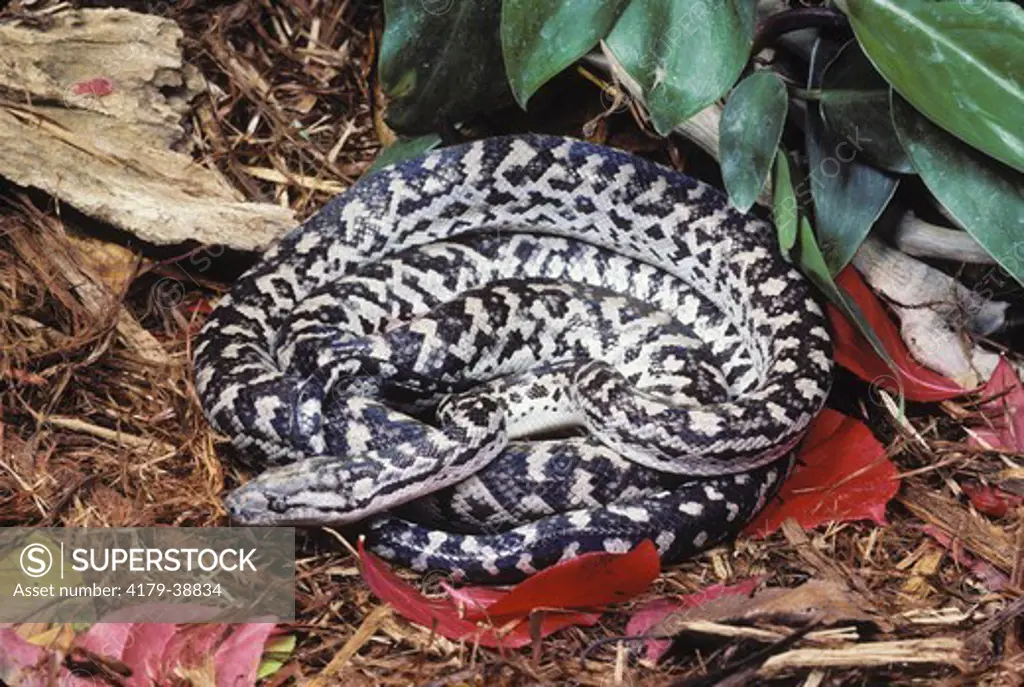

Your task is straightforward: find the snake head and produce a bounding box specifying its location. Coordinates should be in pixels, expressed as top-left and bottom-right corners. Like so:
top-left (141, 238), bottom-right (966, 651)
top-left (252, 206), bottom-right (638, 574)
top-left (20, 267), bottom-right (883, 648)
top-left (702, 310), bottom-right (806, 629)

top-left (223, 455), bottom-right (366, 527)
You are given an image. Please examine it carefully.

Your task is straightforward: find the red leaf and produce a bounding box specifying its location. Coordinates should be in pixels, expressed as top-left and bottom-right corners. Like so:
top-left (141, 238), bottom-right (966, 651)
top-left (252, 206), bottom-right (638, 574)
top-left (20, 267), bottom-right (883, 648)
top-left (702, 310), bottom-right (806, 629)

top-left (961, 482), bottom-right (1023, 519)
top-left (439, 581), bottom-right (519, 621)
top-left (743, 409), bottom-right (898, 536)
top-left (967, 357), bottom-right (1024, 451)
top-left (74, 623), bottom-right (134, 658)
top-left (122, 625), bottom-right (177, 687)
top-left (829, 266), bottom-right (966, 402)
top-left (440, 579), bottom-right (603, 629)
top-left (2, 623), bottom-right (279, 687)
top-left (976, 358), bottom-right (1024, 413)
top-left (461, 540), bottom-right (660, 621)
top-left (359, 540), bottom-right (614, 649)
top-left (214, 623), bottom-right (276, 687)
top-left (625, 578), bottom-right (761, 662)
top-left (0, 628), bottom-right (48, 687)
top-left (59, 624), bottom-right (137, 687)
top-left (440, 581), bottom-right (508, 610)
top-left (72, 77), bottom-right (115, 96)
top-left (161, 624), bottom-right (229, 674)
top-left (438, 581), bottom-right (602, 640)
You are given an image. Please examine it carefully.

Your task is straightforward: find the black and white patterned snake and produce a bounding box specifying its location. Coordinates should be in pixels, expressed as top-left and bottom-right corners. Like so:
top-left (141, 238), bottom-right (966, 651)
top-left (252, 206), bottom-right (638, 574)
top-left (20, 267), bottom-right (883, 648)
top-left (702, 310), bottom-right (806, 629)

top-left (193, 134), bottom-right (833, 582)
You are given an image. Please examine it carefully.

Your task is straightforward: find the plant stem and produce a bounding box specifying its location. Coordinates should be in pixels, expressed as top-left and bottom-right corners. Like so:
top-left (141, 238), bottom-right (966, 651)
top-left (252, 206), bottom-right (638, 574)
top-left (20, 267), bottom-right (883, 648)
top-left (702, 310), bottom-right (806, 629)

top-left (788, 86), bottom-right (823, 101)
top-left (752, 7), bottom-right (851, 56)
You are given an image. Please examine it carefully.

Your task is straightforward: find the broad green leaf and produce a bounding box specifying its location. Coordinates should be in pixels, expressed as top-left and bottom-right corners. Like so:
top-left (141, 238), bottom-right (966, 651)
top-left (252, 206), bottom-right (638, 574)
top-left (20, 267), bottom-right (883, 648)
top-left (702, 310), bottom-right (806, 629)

top-left (720, 71), bottom-right (788, 212)
top-left (819, 40), bottom-right (913, 173)
top-left (605, 0), bottom-right (757, 135)
top-left (772, 149), bottom-right (798, 253)
top-left (806, 104), bottom-right (899, 275)
top-left (840, 0), bottom-right (1024, 173)
top-left (256, 659), bottom-right (285, 681)
top-left (502, 0), bottom-right (631, 108)
top-left (380, 0), bottom-right (510, 133)
top-left (892, 93), bottom-right (1024, 287)
top-left (365, 134), bottom-right (442, 176)
top-left (257, 635), bottom-right (297, 680)
top-left (796, 216), bottom-right (904, 408)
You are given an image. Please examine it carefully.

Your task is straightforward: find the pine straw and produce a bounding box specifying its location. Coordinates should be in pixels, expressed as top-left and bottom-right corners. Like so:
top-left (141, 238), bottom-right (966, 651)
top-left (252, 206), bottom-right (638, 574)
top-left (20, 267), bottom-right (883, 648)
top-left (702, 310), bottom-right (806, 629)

top-left (171, 0), bottom-right (383, 218)
top-left (1, 0), bottom-right (1023, 684)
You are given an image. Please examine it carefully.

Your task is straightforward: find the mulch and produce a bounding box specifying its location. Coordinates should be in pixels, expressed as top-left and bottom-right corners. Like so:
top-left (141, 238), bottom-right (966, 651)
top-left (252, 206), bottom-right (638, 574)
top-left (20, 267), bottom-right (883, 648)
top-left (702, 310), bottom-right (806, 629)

top-left (1, 0), bottom-right (1021, 684)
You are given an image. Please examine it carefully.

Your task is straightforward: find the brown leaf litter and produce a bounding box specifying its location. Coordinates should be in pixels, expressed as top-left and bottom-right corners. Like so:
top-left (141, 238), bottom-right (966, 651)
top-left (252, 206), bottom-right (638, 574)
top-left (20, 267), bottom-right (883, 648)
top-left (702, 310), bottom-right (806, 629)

top-left (1, 0), bottom-right (1023, 684)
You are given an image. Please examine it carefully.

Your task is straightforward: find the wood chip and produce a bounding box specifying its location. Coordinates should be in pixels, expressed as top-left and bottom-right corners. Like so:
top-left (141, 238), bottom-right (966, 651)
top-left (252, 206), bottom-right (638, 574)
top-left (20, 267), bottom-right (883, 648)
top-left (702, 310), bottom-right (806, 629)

top-left (240, 165), bottom-right (346, 194)
top-left (44, 416), bottom-right (175, 456)
top-left (310, 604), bottom-right (392, 686)
top-left (8, 212), bottom-right (169, 367)
top-left (900, 484), bottom-right (1016, 572)
top-left (758, 638), bottom-right (967, 676)
top-left (0, 8), bottom-right (295, 251)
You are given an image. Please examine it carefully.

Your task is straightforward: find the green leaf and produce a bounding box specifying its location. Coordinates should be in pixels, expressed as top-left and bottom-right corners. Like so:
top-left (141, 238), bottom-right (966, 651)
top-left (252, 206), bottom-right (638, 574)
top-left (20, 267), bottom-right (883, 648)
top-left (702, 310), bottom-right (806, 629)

top-left (840, 0), bottom-right (1024, 173)
top-left (772, 149), bottom-right (799, 253)
top-left (796, 216), bottom-right (904, 409)
top-left (892, 93), bottom-right (1024, 287)
top-left (605, 0), bottom-right (757, 135)
top-left (719, 71), bottom-right (788, 212)
top-left (380, 0), bottom-right (510, 133)
top-left (806, 104), bottom-right (899, 275)
top-left (365, 135), bottom-right (443, 176)
top-left (502, 0), bottom-right (631, 108)
top-left (257, 634), bottom-right (297, 680)
top-left (257, 659), bottom-right (285, 681)
top-left (819, 40), bottom-right (913, 173)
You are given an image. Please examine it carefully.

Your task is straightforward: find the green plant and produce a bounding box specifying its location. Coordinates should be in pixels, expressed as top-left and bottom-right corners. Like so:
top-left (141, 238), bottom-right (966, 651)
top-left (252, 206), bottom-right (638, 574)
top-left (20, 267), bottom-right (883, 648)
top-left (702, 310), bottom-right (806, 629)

top-left (375, 0), bottom-right (1024, 341)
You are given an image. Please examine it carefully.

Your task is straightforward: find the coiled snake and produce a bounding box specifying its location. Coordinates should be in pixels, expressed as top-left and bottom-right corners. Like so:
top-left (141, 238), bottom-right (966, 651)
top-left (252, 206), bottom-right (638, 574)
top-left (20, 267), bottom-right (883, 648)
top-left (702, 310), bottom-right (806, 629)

top-left (193, 135), bottom-right (833, 582)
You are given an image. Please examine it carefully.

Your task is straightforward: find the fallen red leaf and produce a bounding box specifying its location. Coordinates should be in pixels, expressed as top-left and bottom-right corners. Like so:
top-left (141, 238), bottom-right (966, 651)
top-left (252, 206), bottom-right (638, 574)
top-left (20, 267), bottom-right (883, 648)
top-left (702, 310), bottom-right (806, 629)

top-left (440, 581), bottom-right (508, 611)
top-left (161, 624), bottom-right (228, 675)
top-left (436, 579), bottom-right (601, 637)
top-left (74, 623), bottom-right (135, 658)
top-left (625, 578), bottom-right (761, 662)
top-left (0, 628), bottom-right (48, 687)
top-left (214, 623), bottom-right (277, 687)
top-left (72, 77), bottom-right (115, 97)
top-left (967, 357), bottom-right (1024, 452)
top-left (61, 624), bottom-right (136, 687)
top-left (960, 482), bottom-right (1024, 519)
top-left (121, 625), bottom-right (177, 687)
top-left (357, 539), bottom-right (658, 649)
top-left (437, 580), bottom-right (604, 634)
top-left (1, 621), bottom-right (281, 686)
top-left (829, 266), bottom-right (965, 402)
top-left (461, 539), bottom-right (660, 621)
top-left (743, 409), bottom-right (898, 536)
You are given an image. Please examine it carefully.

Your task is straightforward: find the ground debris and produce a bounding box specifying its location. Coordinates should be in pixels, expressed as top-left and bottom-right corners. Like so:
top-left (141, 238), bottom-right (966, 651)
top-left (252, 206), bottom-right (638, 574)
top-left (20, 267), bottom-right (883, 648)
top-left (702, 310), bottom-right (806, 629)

top-left (0, 6), bottom-right (294, 250)
top-left (0, 0), bottom-right (1021, 684)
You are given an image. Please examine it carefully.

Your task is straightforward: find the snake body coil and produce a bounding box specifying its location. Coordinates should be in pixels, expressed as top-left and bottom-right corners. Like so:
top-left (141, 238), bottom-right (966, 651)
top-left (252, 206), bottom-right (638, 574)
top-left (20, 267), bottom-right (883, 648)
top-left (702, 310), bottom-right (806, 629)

top-left (193, 135), bottom-right (833, 582)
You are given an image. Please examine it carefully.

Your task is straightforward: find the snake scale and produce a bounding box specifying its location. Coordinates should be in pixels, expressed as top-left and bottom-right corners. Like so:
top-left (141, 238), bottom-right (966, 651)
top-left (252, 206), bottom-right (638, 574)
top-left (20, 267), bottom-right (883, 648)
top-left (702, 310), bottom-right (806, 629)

top-left (193, 134), bottom-right (833, 582)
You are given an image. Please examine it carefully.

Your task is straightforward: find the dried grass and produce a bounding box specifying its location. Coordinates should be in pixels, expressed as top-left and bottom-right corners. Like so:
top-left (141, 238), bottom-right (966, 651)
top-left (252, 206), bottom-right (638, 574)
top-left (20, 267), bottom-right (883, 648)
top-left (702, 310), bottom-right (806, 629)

top-left (0, 0), bottom-right (1022, 684)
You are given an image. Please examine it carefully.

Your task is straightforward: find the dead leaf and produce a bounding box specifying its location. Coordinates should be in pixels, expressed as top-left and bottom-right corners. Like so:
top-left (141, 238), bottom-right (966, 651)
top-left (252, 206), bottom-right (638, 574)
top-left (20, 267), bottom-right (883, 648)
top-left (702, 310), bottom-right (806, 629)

top-left (829, 267), bottom-right (966, 401)
top-left (357, 539), bottom-right (660, 649)
top-left (967, 357), bottom-right (1024, 452)
top-left (627, 579), bottom-right (884, 663)
top-left (744, 410), bottom-right (898, 536)
top-left (626, 578), bottom-right (761, 662)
